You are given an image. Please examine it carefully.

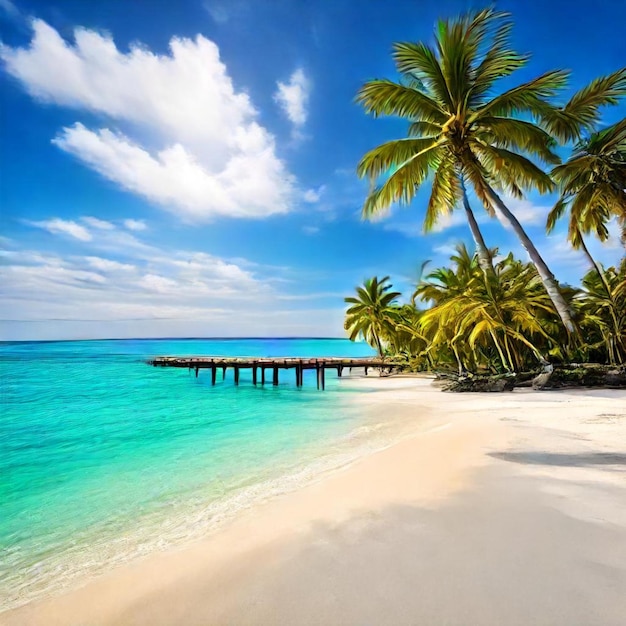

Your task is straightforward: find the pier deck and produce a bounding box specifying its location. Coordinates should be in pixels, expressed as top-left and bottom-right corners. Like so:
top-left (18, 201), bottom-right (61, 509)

top-left (148, 356), bottom-right (390, 389)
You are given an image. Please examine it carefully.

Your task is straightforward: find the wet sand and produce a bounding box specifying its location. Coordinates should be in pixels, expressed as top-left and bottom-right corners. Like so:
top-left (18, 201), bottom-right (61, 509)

top-left (3, 378), bottom-right (625, 625)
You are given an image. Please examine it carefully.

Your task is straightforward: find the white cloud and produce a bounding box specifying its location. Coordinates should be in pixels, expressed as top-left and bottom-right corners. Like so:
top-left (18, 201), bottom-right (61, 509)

top-left (0, 222), bottom-right (352, 339)
top-left (82, 216), bottom-right (115, 230)
top-left (430, 210), bottom-right (473, 233)
top-left (432, 242), bottom-right (459, 257)
top-left (302, 225), bottom-right (320, 235)
top-left (53, 124), bottom-right (292, 220)
top-left (84, 256), bottom-right (135, 272)
top-left (274, 68), bottom-right (311, 130)
top-left (303, 185), bottom-right (325, 203)
top-left (1, 20), bottom-right (295, 221)
top-left (27, 218), bottom-right (92, 241)
top-left (123, 219), bottom-right (147, 231)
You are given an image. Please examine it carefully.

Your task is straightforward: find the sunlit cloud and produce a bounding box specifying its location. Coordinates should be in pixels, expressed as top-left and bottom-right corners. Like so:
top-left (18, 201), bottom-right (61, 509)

top-left (274, 68), bottom-right (311, 137)
top-left (1, 20), bottom-right (295, 221)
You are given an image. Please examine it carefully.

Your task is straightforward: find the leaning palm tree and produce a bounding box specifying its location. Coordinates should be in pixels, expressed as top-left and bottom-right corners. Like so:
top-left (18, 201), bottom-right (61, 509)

top-left (356, 7), bottom-right (626, 334)
top-left (344, 276), bottom-right (401, 357)
top-left (547, 118), bottom-right (626, 271)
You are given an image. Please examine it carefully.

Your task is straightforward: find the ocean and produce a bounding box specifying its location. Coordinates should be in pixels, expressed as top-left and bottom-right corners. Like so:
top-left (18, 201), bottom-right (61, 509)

top-left (0, 338), bottom-right (393, 610)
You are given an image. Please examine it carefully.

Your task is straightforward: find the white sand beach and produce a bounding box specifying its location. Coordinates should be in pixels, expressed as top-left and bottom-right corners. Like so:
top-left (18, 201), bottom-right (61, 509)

top-left (2, 377), bottom-right (625, 626)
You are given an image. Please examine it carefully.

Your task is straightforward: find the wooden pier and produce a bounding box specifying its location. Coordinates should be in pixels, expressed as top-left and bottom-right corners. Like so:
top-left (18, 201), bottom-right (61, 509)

top-left (148, 356), bottom-right (390, 390)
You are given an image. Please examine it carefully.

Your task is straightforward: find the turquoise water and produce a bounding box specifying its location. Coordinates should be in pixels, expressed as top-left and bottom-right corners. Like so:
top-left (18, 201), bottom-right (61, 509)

top-left (0, 338), bottom-right (380, 609)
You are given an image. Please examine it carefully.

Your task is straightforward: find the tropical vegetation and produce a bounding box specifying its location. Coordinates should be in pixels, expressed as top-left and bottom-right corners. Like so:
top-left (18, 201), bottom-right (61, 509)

top-left (345, 251), bottom-right (625, 371)
top-left (355, 8), bottom-right (625, 335)
top-left (345, 8), bottom-right (625, 372)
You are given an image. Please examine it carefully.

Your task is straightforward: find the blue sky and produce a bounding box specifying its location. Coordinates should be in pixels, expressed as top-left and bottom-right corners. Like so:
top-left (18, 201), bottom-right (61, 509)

top-left (1, 0), bottom-right (624, 340)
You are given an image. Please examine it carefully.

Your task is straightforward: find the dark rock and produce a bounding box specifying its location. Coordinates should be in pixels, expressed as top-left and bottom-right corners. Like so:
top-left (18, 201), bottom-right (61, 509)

top-left (443, 374), bottom-right (516, 392)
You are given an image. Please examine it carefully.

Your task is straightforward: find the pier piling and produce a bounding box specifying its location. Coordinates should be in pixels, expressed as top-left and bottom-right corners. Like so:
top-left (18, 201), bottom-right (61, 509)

top-left (149, 356), bottom-right (389, 390)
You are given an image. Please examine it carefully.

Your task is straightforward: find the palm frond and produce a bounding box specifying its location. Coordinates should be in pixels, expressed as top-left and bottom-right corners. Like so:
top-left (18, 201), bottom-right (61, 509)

top-left (356, 79), bottom-right (449, 124)
top-left (541, 68), bottom-right (626, 142)
top-left (361, 144), bottom-right (443, 219)
top-left (469, 18), bottom-right (529, 105)
top-left (392, 41), bottom-right (453, 110)
top-left (475, 117), bottom-right (560, 164)
top-left (408, 121), bottom-right (444, 137)
top-left (357, 137), bottom-right (441, 180)
top-left (472, 142), bottom-right (555, 194)
top-left (424, 154), bottom-right (460, 231)
top-left (546, 197), bottom-right (568, 233)
top-left (472, 70), bottom-right (569, 120)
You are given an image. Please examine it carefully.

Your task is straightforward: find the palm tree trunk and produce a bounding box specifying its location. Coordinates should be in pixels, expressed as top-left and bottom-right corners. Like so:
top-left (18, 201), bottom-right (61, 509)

top-left (374, 332), bottom-right (384, 359)
top-left (460, 177), bottom-right (493, 275)
top-left (577, 231), bottom-right (612, 297)
top-left (489, 329), bottom-right (512, 371)
top-left (578, 233), bottom-right (624, 364)
top-left (452, 345), bottom-right (465, 376)
top-left (486, 185), bottom-right (577, 334)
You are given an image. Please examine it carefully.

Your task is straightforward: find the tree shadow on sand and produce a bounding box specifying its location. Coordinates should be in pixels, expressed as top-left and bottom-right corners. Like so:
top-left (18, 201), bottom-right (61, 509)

top-left (489, 451), bottom-right (626, 468)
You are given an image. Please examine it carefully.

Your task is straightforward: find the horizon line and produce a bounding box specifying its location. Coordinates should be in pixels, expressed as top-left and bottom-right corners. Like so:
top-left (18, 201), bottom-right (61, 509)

top-left (0, 336), bottom-right (355, 345)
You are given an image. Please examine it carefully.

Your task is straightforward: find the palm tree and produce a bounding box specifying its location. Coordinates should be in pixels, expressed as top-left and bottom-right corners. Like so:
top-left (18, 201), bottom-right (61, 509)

top-left (344, 276), bottom-right (401, 357)
top-left (577, 261), bottom-right (626, 365)
top-left (547, 118), bottom-right (626, 275)
top-left (415, 245), bottom-right (561, 372)
top-left (413, 245), bottom-right (484, 373)
top-left (356, 8), bottom-right (626, 334)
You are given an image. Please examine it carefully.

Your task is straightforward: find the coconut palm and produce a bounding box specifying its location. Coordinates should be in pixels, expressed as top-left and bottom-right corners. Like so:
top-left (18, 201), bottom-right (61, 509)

top-left (356, 8), bottom-right (626, 334)
top-left (547, 118), bottom-right (626, 268)
top-left (412, 245), bottom-right (484, 373)
top-left (414, 245), bottom-right (562, 372)
top-left (344, 276), bottom-right (401, 357)
top-left (577, 261), bottom-right (626, 364)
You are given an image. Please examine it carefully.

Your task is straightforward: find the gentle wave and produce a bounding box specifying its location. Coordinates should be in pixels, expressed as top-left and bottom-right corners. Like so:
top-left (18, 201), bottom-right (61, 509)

top-left (2, 407), bottom-right (420, 611)
top-left (2, 339), bottom-right (391, 611)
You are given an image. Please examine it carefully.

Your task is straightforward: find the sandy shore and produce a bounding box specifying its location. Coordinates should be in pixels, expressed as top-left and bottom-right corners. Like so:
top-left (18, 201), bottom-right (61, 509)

top-left (3, 378), bottom-right (625, 625)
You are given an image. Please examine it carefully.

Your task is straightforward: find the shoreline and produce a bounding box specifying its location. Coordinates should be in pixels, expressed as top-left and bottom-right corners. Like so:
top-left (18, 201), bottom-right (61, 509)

top-left (3, 377), bottom-right (625, 625)
top-left (0, 375), bottom-right (436, 613)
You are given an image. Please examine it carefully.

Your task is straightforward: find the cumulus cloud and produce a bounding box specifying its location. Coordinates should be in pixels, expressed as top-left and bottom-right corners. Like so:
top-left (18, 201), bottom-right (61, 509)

top-left (1, 20), bottom-right (295, 221)
top-left (274, 68), bottom-right (311, 132)
top-left (27, 218), bottom-right (92, 241)
top-left (123, 219), bottom-right (147, 231)
top-left (53, 124), bottom-right (291, 220)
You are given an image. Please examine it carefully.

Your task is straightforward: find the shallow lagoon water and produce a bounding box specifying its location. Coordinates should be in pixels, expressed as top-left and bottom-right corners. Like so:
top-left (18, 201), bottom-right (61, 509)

top-left (0, 338), bottom-right (383, 608)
